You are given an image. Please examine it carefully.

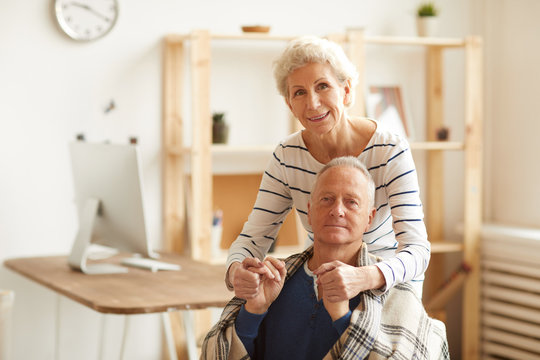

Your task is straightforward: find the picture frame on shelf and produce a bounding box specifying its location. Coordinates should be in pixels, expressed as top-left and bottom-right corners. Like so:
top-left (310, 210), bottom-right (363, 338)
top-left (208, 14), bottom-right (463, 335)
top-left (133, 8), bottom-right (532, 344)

top-left (366, 85), bottom-right (414, 140)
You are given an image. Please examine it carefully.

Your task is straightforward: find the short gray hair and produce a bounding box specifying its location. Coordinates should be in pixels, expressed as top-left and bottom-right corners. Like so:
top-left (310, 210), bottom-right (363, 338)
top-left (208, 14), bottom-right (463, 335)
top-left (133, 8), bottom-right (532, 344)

top-left (313, 156), bottom-right (375, 208)
top-left (273, 36), bottom-right (359, 107)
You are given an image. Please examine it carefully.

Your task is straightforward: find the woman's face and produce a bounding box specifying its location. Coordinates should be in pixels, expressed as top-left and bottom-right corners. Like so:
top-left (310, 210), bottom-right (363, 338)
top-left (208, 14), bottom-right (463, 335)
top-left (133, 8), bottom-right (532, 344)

top-left (285, 62), bottom-right (351, 135)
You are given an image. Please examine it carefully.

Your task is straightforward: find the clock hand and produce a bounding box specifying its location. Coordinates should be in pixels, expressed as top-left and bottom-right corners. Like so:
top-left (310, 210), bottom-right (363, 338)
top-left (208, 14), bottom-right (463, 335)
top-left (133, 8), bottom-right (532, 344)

top-left (68, 2), bottom-right (111, 22)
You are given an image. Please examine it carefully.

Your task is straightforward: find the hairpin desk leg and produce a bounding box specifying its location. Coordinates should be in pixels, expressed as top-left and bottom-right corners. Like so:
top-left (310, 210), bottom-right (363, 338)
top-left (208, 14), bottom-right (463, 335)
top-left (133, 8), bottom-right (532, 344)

top-left (161, 312), bottom-right (178, 360)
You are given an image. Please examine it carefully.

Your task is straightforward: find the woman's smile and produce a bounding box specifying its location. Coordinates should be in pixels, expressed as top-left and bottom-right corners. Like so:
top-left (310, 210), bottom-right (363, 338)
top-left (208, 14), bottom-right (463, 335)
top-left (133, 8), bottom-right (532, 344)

top-left (308, 111), bottom-right (330, 122)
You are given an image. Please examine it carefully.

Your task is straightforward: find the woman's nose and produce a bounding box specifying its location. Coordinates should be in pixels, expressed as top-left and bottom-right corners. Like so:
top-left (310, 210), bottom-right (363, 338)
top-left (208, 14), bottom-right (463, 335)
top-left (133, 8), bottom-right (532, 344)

top-left (307, 92), bottom-right (321, 109)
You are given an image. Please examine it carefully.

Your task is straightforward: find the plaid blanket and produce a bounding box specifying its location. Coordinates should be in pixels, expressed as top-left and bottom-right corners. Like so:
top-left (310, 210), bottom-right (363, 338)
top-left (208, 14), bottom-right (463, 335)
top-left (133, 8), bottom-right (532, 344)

top-left (201, 244), bottom-right (449, 359)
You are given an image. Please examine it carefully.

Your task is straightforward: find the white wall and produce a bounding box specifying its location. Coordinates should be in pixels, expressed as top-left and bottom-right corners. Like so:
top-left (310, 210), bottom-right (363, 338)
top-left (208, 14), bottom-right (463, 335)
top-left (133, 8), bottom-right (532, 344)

top-left (482, 0), bottom-right (540, 227)
top-left (0, 1), bottom-right (479, 359)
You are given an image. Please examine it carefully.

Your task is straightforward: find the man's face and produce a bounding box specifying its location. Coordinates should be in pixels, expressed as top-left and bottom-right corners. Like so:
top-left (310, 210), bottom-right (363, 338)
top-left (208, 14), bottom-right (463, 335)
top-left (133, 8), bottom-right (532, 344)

top-left (308, 166), bottom-right (375, 246)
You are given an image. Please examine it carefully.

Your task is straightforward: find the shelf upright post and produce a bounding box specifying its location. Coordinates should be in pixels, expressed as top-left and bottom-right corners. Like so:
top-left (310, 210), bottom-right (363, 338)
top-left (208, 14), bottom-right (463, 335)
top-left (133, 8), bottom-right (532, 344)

top-left (163, 36), bottom-right (186, 254)
top-left (425, 45), bottom-right (446, 303)
top-left (345, 28), bottom-right (366, 117)
top-left (462, 36), bottom-right (483, 360)
top-left (187, 29), bottom-right (216, 354)
top-left (163, 34), bottom-right (192, 359)
top-left (190, 30), bottom-right (213, 261)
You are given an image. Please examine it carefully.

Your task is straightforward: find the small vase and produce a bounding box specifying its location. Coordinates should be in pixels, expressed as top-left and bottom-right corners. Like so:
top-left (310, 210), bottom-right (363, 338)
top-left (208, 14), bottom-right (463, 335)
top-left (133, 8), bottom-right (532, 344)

top-left (416, 16), bottom-right (439, 37)
top-left (212, 122), bottom-right (229, 144)
top-left (436, 126), bottom-right (450, 141)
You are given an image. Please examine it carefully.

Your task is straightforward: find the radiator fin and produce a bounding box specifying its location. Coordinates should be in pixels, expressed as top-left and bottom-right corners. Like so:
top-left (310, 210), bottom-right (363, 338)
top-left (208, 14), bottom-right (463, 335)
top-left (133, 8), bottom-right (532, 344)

top-left (481, 224), bottom-right (540, 360)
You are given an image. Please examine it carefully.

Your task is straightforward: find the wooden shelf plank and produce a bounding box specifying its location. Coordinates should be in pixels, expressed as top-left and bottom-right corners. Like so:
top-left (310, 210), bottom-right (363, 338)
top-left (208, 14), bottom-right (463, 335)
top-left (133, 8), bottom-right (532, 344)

top-left (166, 33), bottom-right (467, 48)
top-left (173, 142), bottom-right (466, 175)
top-left (410, 141), bottom-right (464, 150)
top-left (212, 33), bottom-right (297, 41)
top-left (365, 35), bottom-right (465, 47)
top-left (431, 242), bottom-right (463, 254)
top-left (171, 141), bottom-right (465, 157)
top-left (211, 144), bottom-right (276, 154)
top-left (326, 34), bottom-right (466, 47)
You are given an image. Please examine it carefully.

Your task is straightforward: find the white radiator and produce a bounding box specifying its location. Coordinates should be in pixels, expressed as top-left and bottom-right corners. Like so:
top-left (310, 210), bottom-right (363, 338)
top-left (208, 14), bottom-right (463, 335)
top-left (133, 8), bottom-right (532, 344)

top-left (481, 224), bottom-right (540, 360)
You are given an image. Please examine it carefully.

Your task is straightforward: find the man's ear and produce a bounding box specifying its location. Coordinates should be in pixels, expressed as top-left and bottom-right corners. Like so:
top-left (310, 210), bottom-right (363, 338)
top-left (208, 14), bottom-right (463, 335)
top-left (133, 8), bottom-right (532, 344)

top-left (364, 208), bottom-right (376, 232)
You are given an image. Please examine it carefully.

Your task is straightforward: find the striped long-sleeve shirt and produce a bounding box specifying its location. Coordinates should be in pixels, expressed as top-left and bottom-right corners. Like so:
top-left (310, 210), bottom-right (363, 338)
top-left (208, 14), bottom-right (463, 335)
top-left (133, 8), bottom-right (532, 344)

top-left (227, 120), bottom-right (430, 293)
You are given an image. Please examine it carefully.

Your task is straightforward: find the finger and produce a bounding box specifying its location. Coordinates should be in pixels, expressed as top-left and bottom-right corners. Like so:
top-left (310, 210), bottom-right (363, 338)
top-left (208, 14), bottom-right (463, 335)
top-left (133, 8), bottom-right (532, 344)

top-left (267, 256), bottom-right (287, 282)
top-left (316, 271), bottom-right (333, 286)
top-left (263, 258), bottom-right (282, 282)
top-left (247, 264), bottom-right (275, 279)
top-left (267, 257), bottom-right (287, 280)
top-left (233, 268), bottom-right (260, 287)
top-left (242, 257), bottom-right (263, 269)
top-left (265, 256), bottom-right (286, 271)
top-left (234, 275), bottom-right (260, 288)
top-left (318, 276), bottom-right (351, 302)
top-left (312, 261), bottom-right (338, 276)
top-left (233, 275), bottom-right (261, 299)
top-left (236, 265), bottom-right (260, 280)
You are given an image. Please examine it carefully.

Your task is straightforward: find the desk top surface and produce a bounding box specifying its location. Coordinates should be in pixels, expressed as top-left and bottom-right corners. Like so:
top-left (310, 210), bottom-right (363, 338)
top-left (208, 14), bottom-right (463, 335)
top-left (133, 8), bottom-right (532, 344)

top-left (4, 253), bottom-right (232, 314)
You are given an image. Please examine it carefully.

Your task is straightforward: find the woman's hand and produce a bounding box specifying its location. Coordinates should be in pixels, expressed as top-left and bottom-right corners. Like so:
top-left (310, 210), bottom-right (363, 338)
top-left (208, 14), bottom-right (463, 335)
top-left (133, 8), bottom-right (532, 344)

top-left (244, 257), bottom-right (287, 314)
top-left (313, 262), bottom-right (385, 301)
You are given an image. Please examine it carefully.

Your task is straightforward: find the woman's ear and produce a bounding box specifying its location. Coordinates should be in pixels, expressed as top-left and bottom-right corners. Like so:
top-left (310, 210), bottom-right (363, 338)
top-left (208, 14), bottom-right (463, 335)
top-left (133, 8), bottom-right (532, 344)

top-left (343, 79), bottom-right (352, 105)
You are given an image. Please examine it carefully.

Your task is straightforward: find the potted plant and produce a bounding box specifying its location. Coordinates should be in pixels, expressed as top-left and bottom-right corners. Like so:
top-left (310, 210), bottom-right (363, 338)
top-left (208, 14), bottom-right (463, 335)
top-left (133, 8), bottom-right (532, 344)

top-left (212, 112), bottom-right (229, 144)
top-left (416, 2), bottom-right (439, 37)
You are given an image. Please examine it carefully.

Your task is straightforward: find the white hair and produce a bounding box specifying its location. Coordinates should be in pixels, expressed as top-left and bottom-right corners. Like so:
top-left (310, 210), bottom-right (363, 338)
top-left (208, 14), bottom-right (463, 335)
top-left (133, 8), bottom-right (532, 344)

top-left (273, 36), bottom-right (359, 107)
top-left (313, 156), bottom-right (375, 208)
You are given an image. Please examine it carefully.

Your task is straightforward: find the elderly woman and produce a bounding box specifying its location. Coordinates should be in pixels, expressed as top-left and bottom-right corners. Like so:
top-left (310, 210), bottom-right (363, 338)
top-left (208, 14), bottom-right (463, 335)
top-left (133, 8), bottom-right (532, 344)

top-left (227, 36), bottom-right (430, 300)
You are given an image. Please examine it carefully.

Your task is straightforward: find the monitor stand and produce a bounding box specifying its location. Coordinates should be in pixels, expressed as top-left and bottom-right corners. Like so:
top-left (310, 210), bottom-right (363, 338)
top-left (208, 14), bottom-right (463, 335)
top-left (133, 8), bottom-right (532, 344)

top-left (68, 198), bottom-right (128, 274)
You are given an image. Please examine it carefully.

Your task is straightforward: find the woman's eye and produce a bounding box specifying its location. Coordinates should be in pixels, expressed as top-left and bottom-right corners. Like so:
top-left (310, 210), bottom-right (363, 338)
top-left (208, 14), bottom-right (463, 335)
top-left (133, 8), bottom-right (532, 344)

top-left (317, 83), bottom-right (329, 90)
top-left (294, 89), bottom-right (306, 97)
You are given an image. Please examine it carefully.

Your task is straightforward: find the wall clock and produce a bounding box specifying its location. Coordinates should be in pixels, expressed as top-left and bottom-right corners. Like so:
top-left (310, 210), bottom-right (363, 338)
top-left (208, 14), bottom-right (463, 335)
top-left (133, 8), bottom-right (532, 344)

top-left (54, 0), bottom-right (119, 41)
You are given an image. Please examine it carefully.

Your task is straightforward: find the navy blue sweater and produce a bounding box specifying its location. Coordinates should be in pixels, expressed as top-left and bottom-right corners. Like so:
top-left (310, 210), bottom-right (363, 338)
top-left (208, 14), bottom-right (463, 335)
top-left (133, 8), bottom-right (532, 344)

top-left (235, 264), bottom-right (361, 359)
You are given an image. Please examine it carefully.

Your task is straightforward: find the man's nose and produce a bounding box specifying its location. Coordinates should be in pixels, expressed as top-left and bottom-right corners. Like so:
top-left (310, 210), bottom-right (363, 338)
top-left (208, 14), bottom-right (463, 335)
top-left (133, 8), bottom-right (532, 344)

top-left (329, 201), bottom-right (345, 217)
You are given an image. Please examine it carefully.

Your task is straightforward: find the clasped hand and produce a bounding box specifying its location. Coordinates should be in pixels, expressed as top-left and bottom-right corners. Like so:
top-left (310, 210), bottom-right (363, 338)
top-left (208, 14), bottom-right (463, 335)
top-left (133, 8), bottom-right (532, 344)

top-left (231, 257), bottom-right (286, 314)
top-left (231, 258), bottom-right (383, 320)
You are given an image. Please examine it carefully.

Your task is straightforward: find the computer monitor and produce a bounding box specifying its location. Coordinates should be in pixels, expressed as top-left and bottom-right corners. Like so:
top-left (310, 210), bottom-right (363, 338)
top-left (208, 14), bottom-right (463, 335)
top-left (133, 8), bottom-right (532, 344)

top-left (68, 141), bottom-right (158, 274)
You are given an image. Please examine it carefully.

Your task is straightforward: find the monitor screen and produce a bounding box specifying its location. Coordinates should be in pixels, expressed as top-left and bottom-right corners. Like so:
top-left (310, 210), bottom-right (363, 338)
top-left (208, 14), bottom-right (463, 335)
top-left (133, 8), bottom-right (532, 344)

top-left (68, 141), bottom-right (157, 274)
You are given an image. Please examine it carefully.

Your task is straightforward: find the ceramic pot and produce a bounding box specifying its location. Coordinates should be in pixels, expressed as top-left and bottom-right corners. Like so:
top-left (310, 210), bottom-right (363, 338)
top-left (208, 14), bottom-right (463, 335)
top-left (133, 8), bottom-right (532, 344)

top-left (212, 122), bottom-right (229, 144)
top-left (416, 16), bottom-right (438, 37)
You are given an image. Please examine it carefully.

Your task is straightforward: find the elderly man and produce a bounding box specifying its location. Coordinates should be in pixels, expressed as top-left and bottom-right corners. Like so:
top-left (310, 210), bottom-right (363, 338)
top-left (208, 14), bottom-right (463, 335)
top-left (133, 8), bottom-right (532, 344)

top-left (202, 156), bottom-right (448, 360)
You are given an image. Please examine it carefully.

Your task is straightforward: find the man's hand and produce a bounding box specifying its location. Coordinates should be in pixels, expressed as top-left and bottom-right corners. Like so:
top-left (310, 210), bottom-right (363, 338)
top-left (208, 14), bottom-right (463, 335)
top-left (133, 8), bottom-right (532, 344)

top-left (244, 257), bottom-right (287, 314)
top-left (320, 288), bottom-right (349, 321)
top-left (313, 262), bottom-right (385, 302)
top-left (230, 257), bottom-right (279, 299)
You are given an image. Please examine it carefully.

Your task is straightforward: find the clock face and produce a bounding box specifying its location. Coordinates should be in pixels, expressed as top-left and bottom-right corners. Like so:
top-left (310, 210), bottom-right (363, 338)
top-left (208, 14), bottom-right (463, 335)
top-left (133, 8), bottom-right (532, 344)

top-left (54, 0), bottom-right (119, 41)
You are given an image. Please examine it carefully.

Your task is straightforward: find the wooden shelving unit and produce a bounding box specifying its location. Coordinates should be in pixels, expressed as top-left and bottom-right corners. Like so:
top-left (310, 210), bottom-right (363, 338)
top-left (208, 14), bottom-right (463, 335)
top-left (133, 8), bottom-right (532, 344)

top-left (162, 29), bottom-right (482, 359)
